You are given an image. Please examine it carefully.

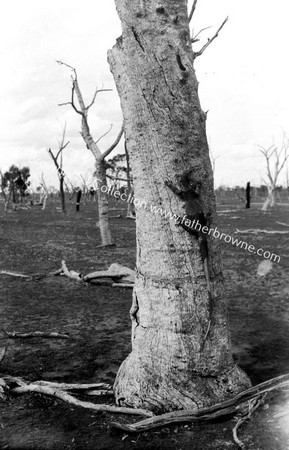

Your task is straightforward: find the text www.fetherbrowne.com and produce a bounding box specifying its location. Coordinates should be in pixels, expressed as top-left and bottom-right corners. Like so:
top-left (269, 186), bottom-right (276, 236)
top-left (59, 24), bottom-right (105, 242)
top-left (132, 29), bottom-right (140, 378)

top-left (94, 180), bottom-right (281, 263)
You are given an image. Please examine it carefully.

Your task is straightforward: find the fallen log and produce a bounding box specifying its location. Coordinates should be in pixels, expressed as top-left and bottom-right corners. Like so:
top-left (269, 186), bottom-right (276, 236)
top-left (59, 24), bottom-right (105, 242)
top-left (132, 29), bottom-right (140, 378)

top-left (2, 330), bottom-right (71, 339)
top-left (110, 372), bottom-right (289, 433)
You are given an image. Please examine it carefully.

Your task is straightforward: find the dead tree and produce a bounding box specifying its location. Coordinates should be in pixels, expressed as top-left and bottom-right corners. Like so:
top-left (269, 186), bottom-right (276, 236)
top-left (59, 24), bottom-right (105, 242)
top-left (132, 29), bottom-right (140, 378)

top-left (108, 0), bottom-right (250, 412)
top-left (259, 134), bottom-right (289, 211)
top-left (48, 126), bottom-right (70, 214)
top-left (39, 174), bottom-right (49, 210)
top-left (57, 61), bottom-right (124, 246)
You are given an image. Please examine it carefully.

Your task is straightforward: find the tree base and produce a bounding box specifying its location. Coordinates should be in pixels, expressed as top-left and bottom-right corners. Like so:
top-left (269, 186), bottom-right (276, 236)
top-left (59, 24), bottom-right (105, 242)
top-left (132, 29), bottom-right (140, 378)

top-left (114, 356), bottom-right (251, 413)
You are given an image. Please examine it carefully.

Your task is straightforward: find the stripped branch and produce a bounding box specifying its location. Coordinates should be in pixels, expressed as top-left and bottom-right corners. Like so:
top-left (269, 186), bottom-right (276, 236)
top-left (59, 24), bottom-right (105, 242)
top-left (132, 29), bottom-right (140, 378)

top-left (194, 17), bottom-right (228, 58)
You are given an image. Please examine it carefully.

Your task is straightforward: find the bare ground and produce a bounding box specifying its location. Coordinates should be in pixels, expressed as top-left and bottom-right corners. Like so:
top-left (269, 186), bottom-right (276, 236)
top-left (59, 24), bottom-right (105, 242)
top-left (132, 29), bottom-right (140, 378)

top-left (0, 199), bottom-right (289, 450)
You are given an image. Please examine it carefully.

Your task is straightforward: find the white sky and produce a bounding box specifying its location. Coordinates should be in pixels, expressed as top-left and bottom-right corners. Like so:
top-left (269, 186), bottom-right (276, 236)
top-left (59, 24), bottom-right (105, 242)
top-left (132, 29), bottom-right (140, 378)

top-left (0, 0), bottom-right (288, 189)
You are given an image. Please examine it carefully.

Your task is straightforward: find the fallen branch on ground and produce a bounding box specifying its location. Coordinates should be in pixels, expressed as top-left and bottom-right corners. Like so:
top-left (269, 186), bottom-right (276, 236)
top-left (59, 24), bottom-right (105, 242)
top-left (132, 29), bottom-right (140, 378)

top-left (60, 260), bottom-right (83, 281)
top-left (0, 270), bottom-right (30, 278)
top-left (83, 263), bottom-right (135, 285)
top-left (2, 376), bottom-right (152, 417)
top-left (276, 221), bottom-right (289, 227)
top-left (33, 380), bottom-right (114, 396)
top-left (1, 262), bottom-right (135, 287)
top-left (235, 228), bottom-right (289, 235)
top-left (33, 380), bottom-right (112, 391)
top-left (110, 372), bottom-right (289, 433)
top-left (2, 330), bottom-right (70, 339)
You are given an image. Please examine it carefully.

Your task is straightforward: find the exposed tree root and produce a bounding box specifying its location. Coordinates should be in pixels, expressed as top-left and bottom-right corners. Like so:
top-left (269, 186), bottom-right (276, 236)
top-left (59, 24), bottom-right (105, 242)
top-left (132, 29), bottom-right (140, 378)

top-left (2, 330), bottom-right (70, 339)
top-left (232, 394), bottom-right (266, 449)
top-left (1, 376), bottom-right (153, 417)
top-left (110, 372), bottom-right (289, 433)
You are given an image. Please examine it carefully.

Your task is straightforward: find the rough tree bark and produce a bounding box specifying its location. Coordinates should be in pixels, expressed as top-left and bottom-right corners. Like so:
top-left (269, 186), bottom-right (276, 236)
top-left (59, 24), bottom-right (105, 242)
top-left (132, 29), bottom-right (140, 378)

top-left (108, 0), bottom-right (250, 413)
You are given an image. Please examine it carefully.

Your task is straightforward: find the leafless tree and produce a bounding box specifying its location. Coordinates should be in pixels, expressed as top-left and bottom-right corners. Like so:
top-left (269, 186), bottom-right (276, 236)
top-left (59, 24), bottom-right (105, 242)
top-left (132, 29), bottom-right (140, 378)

top-left (48, 125), bottom-right (70, 214)
top-left (108, 0), bottom-right (249, 412)
top-left (57, 61), bottom-right (124, 246)
top-left (259, 134), bottom-right (289, 211)
top-left (39, 174), bottom-right (49, 210)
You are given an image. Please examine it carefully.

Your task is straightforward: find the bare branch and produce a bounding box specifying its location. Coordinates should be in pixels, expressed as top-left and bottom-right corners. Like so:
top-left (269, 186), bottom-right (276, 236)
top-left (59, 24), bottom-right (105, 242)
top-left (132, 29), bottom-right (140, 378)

top-left (56, 60), bottom-right (77, 78)
top-left (101, 122), bottom-right (124, 160)
top-left (191, 26), bottom-right (212, 43)
top-left (96, 124), bottom-right (113, 144)
top-left (188, 0), bottom-right (198, 22)
top-left (87, 88), bottom-right (113, 110)
top-left (194, 17), bottom-right (228, 58)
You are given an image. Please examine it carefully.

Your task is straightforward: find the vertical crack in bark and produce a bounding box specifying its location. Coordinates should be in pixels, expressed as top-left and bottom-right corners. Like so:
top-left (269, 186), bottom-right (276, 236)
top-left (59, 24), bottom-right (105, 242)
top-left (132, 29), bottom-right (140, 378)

top-left (130, 290), bottom-right (139, 345)
top-left (176, 53), bottom-right (186, 71)
top-left (131, 26), bottom-right (145, 52)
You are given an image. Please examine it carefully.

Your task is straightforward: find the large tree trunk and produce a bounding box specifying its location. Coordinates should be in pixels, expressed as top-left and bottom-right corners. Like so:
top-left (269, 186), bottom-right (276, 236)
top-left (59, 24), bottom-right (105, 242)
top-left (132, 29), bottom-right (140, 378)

top-left (94, 159), bottom-right (114, 246)
top-left (262, 185), bottom-right (276, 211)
top-left (108, 0), bottom-right (250, 413)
